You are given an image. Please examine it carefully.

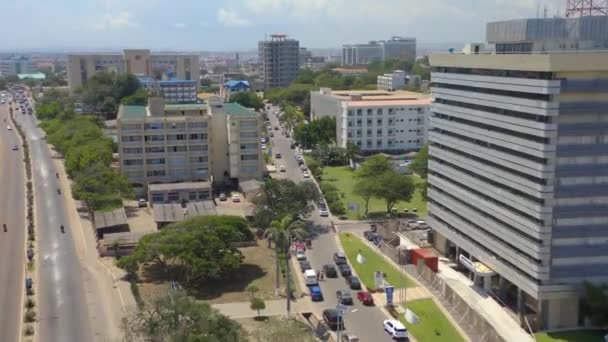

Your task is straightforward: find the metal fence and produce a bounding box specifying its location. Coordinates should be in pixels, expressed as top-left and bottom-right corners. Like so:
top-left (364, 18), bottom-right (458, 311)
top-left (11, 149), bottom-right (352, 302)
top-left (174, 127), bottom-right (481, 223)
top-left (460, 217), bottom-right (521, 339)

top-left (410, 263), bottom-right (505, 342)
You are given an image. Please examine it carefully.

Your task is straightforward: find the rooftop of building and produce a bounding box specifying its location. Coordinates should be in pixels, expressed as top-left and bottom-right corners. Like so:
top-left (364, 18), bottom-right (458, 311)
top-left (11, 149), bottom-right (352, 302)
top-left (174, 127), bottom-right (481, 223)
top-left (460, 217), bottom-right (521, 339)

top-left (317, 88), bottom-right (431, 107)
top-left (224, 102), bottom-right (258, 117)
top-left (93, 207), bottom-right (128, 229)
top-left (138, 76), bottom-right (197, 84)
top-left (346, 98), bottom-right (432, 107)
top-left (153, 200), bottom-right (217, 223)
top-left (149, 181), bottom-right (211, 192)
top-left (164, 103), bottom-right (206, 111)
top-left (429, 51), bottom-right (608, 72)
top-left (120, 105), bottom-right (147, 119)
top-left (18, 73), bottom-right (46, 80)
top-left (223, 80), bottom-right (250, 88)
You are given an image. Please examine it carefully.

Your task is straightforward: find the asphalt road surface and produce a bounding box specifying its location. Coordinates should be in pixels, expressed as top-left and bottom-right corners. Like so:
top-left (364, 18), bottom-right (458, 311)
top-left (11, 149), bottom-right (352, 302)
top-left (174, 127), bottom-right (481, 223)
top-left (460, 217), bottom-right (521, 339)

top-left (0, 101), bottom-right (27, 342)
top-left (12, 99), bottom-right (96, 342)
top-left (267, 107), bottom-right (396, 342)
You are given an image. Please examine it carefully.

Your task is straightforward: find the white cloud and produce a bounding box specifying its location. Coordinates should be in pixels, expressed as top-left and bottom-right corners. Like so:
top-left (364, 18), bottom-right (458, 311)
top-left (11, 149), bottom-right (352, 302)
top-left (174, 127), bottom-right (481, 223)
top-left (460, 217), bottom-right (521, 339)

top-left (244, 0), bottom-right (283, 13)
top-left (94, 11), bottom-right (137, 30)
top-left (217, 8), bottom-right (251, 27)
top-left (174, 22), bottom-right (186, 28)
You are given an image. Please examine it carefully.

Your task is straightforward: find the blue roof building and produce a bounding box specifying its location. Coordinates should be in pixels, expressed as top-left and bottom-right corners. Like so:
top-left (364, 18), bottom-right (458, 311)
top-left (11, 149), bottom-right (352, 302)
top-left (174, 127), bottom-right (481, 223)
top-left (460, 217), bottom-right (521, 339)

top-left (221, 80), bottom-right (251, 100)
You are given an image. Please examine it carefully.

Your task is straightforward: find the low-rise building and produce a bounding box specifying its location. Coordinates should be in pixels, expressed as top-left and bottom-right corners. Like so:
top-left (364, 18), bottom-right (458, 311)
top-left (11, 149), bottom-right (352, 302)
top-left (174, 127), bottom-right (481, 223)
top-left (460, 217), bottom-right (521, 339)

top-left (138, 77), bottom-right (198, 104)
top-left (220, 80), bottom-right (251, 101)
top-left (117, 96), bottom-right (263, 194)
top-left (148, 181), bottom-right (212, 205)
top-left (310, 88), bottom-right (431, 152)
top-left (377, 70), bottom-right (406, 91)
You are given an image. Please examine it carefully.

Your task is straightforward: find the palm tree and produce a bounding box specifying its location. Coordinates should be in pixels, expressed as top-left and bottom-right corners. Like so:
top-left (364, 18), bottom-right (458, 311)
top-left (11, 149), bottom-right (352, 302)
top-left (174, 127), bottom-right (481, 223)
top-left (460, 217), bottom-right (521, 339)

top-left (263, 215), bottom-right (308, 297)
top-left (346, 142), bottom-right (360, 165)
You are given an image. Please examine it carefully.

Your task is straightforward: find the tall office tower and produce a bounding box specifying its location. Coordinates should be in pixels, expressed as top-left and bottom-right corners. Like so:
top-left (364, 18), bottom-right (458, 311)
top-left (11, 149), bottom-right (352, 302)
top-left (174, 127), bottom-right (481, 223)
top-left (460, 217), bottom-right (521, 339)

top-left (381, 36), bottom-right (417, 61)
top-left (341, 42), bottom-right (383, 66)
top-left (258, 34), bottom-right (300, 88)
top-left (428, 49), bottom-right (608, 330)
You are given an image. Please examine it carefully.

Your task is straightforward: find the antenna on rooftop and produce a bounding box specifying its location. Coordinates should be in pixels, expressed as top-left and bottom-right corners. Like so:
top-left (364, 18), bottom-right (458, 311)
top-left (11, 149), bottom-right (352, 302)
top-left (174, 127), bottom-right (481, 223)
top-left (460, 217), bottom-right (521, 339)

top-left (565, 0), bottom-right (608, 17)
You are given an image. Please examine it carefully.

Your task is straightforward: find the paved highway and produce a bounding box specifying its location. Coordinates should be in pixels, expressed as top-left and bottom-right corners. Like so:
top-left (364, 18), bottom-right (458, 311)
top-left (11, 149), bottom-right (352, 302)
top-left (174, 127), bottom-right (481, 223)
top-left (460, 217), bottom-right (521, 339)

top-left (11, 96), bottom-right (108, 341)
top-left (0, 101), bottom-right (27, 342)
top-left (267, 107), bottom-right (395, 342)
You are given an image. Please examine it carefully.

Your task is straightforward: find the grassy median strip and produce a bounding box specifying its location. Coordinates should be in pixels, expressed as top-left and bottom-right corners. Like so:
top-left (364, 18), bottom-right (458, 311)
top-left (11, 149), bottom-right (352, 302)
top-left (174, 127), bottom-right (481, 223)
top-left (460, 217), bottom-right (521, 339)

top-left (401, 299), bottom-right (465, 342)
top-left (535, 329), bottom-right (606, 342)
top-left (339, 232), bottom-right (414, 289)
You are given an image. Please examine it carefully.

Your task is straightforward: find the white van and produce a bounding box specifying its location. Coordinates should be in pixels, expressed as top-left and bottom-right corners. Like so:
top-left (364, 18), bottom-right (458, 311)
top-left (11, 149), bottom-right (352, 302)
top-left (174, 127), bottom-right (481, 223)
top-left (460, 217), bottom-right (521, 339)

top-left (304, 269), bottom-right (318, 286)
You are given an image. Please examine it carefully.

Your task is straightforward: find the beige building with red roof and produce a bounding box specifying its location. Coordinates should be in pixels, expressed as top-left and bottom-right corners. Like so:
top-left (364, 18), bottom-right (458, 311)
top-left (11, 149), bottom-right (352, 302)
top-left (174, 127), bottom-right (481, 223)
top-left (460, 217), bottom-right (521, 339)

top-left (310, 88), bottom-right (431, 152)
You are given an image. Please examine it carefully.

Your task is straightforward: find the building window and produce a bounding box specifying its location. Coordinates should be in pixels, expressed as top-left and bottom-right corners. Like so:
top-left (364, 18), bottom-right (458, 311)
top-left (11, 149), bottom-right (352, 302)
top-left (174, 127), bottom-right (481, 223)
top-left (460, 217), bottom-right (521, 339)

top-left (198, 191), bottom-right (210, 199)
top-left (240, 131), bottom-right (258, 138)
top-left (367, 119), bottom-right (372, 125)
top-left (122, 135), bottom-right (142, 142)
top-left (146, 146), bottom-right (164, 153)
top-left (151, 193), bottom-right (165, 203)
top-left (366, 140), bottom-right (372, 147)
top-left (367, 129), bottom-right (372, 135)
top-left (122, 147), bottom-right (143, 154)
top-left (240, 143), bottom-right (258, 150)
top-left (377, 119), bottom-right (382, 125)
top-left (145, 123), bottom-right (164, 130)
top-left (168, 192), bottom-right (180, 202)
top-left (190, 156), bottom-right (208, 163)
top-left (188, 121), bottom-right (207, 128)
top-left (357, 109), bottom-right (363, 116)
top-left (146, 170), bottom-right (166, 177)
top-left (367, 109), bottom-right (372, 115)
top-left (144, 135), bottom-right (164, 142)
top-left (241, 154), bottom-right (259, 161)
top-left (123, 159), bottom-right (143, 166)
top-left (348, 110), bottom-right (354, 117)
top-left (348, 121), bottom-right (353, 127)
top-left (377, 139), bottom-right (382, 146)
top-left (189, 145), bottom-right (206, 152)
top-left (146, 158), bottom-right (165, 165)
top-left (189, 192), bottom-right (197, 200)
top-left (377, 129), bottom-right (382, 135)
top-left (168, 146), bottom-right (187, 152)
top-left (347, 132), bottom-right (353, 138)
top-left (376, 109), bottom-right (382, 115)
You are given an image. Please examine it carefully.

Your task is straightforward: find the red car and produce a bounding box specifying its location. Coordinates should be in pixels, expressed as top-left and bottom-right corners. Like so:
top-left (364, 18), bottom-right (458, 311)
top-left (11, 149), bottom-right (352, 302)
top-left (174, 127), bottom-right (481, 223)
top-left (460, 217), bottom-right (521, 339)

top-left (356, 291), bottom-right (374, 305)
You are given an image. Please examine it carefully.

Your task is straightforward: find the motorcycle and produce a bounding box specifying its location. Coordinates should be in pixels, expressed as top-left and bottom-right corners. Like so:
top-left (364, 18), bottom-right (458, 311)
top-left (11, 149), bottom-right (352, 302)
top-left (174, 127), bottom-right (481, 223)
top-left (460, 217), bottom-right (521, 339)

top-left (60, 225), bottom-right (65, 233)
top-left (3, 224), bottom-right (6, 232)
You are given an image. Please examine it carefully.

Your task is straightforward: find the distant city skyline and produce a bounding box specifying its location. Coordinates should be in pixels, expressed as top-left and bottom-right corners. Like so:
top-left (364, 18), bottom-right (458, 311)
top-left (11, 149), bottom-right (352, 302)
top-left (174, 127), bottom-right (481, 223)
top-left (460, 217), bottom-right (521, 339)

top-left (1, 0), bottom-right (566, 52)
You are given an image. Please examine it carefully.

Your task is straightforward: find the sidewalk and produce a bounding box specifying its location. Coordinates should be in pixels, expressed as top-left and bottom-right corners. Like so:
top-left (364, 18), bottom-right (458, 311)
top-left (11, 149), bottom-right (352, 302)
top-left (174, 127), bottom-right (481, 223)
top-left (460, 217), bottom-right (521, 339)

top-left (212, 298), bottom-right (312, 319)
top-left (437, 262), bottom-right (534, 342)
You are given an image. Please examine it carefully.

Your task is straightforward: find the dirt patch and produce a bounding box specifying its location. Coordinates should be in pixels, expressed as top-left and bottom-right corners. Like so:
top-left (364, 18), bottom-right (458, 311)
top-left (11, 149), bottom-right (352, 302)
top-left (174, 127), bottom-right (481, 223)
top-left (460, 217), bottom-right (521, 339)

top-left (138, 239), bottom-right (282, 306)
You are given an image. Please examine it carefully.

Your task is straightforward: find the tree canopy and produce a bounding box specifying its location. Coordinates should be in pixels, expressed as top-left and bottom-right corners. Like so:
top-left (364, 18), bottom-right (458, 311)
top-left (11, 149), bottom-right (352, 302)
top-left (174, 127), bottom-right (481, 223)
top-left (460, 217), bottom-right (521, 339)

top-left (77, 71), bottom-right (142, 119)
top-left (229, 92), bottom-right (264, 111)
top-left (293, 116), bottom-right (335, 149)
top-left (125, 291), bottom-right (247, 342)
top-left (409, 143), bottom-right (429, 178)
top-left (252, 179), bottom-right (320, 228)
top-left (118, 216), bottom-right (251, 286)
top-left (354, 155), bottom-right (416, 214)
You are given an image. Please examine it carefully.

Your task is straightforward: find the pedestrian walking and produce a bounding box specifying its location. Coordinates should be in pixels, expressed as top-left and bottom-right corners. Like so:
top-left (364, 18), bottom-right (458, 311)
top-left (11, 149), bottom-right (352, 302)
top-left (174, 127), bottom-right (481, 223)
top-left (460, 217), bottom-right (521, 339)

top-left (320, 271), bottom-right (324, 281)
top-left (316, 269), bottom-right (320, 281)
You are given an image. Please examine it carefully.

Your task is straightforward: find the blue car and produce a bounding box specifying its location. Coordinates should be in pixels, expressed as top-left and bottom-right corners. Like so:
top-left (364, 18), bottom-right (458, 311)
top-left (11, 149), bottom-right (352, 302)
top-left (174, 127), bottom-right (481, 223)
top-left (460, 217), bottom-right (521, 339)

top-left (310, 285), bottom-right (324, 302)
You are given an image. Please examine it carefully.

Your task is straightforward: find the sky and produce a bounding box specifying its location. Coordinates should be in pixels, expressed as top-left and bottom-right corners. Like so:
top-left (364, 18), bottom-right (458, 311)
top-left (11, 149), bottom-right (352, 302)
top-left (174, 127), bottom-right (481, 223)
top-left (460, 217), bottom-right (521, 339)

top-left (1, 0), bottom-right (565, 51)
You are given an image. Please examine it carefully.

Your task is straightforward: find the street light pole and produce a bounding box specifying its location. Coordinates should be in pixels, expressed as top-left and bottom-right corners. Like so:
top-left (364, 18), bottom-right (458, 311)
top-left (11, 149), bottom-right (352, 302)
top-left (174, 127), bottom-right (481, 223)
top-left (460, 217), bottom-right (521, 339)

top-left (286, 230), bottom-right (291, 317)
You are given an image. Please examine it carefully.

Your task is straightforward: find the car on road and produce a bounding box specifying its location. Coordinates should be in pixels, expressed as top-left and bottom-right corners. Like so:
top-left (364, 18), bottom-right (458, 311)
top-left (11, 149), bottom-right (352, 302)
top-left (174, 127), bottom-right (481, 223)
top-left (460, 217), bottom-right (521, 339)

top-left (275, 153), bottom-right (281, 159)
top-left (383, 319), bottom-right (408, 339)
top-left (261, 144), bottom-right (267, 149)
top-left (310, 285), bottom-right (323, 301)
top-left (6, 125), bottom-right (11, 130)
top-left (356, 291), bottom-right (374, 305)
top-left (318, 203), bottom-right (329, 217)
top-left (138, 199), bottom-right (147, 207)
top-left (322, 309), bottom-right (344, 330)
top-left (299, 260), bottom-right (311, 272)
top-left (336, 290), bottom-right (354, 305)
top-left (302, 170), bottom-right (310, 178)
top-left (290, 143), bottom-right (296, 149)
top-left (363, 230), bottom-right (377, 241)
top-left (296, 249), bottom-right (307, 261)
top-left (12, 145), bottom-right (19, 151)
top-left (333, 252), bottom-right (347, 265)
top-left (345, 276), bottom-right (361, 290)
top-left (279, 165), bottom-right (286, 172)
top-left (231, 193), bottom-right (240, 202)
top-left (274, 126), bottom-right (279, 130)
top-left (339, 264), bottom-right (352, 277)
top-left (323, 264), bottom-right (338, 278)
top-left (219, 192), bottom-right (227, 201)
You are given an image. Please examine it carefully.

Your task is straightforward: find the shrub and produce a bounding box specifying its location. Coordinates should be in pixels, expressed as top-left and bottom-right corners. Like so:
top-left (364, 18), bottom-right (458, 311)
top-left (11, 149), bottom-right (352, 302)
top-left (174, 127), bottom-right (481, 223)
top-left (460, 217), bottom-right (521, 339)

top-left (24, 310), bottom-right (36, 322)
top-left (329, 201), bottom-right (346, 215)
top-left (24, 324), bottom-right (34, 336)
top-left (25, 298), bottom-right (35, 309)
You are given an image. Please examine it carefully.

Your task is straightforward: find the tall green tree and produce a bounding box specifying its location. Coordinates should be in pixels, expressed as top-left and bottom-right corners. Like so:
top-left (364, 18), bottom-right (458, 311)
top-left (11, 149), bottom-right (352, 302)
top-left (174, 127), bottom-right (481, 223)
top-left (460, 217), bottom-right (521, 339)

top-left (252, 179), bottom-right (320, 228)
top-left (353, 178), bottom-right (376, 216)
top-left (250, 297), bottom-right (266, 318)
top-left (229, 92), bottom-right (264, 111)
top-left (376, 171), bottom-right (416, 213)
top-left (356, 154), bottom-right (392, 179)
top-left (124, 291), bottom-right (247, 342)
top-left (581, 282), bottom-right (608, 326)
top-left (409, 144), bottom-right (429, 178)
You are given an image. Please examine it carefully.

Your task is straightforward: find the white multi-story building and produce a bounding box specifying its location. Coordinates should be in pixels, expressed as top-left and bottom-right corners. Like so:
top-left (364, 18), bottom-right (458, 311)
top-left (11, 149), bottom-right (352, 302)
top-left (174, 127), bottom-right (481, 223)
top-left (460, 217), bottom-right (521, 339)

top-left (429, 50), bottom-right (608, 330)
top-left (377, 70), bottom-right (406, 91)
top-left (117, 96), bottom-right (263, 193)
top-left (67, 49), bottom-right (200, 93)
top-left (342, 37), bottom-right (417, 66)
top-left (310, 88), bottom-right (430, 152)
top-left (138, 77), bottom-right (198, 104)
top-left (0, 55), bottom-right (35, 76)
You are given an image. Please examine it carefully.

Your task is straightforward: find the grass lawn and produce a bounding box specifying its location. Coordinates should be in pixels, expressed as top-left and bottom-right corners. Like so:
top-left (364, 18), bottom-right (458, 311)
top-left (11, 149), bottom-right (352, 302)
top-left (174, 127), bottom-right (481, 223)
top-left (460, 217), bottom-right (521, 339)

top-left (322, 166), bottom-right (427, 220)
top-left (401, 299), bottom-right (465, 342)
top-left (535, 330), bottom-right (606, 342)
top-left (339, 232), bottom-right (414, 289)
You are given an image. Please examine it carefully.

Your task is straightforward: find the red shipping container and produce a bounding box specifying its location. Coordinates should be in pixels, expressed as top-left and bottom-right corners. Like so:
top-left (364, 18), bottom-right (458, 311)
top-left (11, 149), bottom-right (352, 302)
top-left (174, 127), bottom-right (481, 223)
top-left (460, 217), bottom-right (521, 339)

top-left (410, 248), bottom-right (438, 273)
